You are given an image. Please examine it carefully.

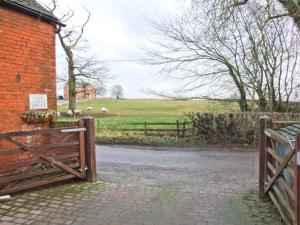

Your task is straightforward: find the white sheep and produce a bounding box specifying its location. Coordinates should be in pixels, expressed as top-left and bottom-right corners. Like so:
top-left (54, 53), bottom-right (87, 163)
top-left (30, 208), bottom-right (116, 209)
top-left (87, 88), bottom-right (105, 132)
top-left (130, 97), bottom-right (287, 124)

top-left (67, 110), bottom-right (73, 116)
top-left (67, 109), bottom-right (81, 116)
top-left (101, 107), bottom-right (108, 114)
top-left (86, 107), bottom-right (93, 111)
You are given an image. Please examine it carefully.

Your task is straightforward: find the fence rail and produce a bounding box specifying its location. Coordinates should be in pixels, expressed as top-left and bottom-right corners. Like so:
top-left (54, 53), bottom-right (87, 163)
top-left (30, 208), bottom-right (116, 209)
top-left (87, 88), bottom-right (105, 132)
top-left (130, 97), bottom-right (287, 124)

top-left (259, 117), bottom-right (300, 225)
top-left (96, 120), bottom-right (195, 137)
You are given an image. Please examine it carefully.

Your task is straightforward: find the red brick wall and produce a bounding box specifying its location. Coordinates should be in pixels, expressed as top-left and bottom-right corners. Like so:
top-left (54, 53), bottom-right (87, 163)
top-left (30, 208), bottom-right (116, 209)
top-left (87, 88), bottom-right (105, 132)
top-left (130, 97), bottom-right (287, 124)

top-left (0, 6), bottom-right (57, 133)
top-left (84, 84), bottom-right (97, 99)
top-left (64, 84), bottom-right (69, 100)
top-left (63, 84), bottom-right (97, 100)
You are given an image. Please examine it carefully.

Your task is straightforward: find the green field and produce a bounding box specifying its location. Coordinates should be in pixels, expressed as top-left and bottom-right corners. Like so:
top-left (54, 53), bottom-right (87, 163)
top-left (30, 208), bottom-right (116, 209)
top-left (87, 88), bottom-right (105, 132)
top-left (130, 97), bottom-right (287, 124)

top-left (58, 99), bottom-right (239, 146)
top-left (58, 98), bottom-right (239, 124)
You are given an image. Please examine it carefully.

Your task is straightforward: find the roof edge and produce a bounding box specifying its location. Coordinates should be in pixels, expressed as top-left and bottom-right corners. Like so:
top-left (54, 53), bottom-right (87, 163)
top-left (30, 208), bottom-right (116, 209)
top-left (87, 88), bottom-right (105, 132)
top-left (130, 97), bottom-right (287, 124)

top-left (0, 0), bottom-right (65, 27)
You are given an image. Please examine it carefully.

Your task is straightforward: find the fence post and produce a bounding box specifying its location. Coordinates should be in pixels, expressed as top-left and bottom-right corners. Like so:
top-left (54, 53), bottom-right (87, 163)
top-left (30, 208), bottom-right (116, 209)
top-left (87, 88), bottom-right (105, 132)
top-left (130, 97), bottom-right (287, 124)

top-left (192, 123), bottom-right (196, 136)
top-left (144, 122), bottom-right (147, 136)
top-left (176, 120), bottom-right (179, 137)
top-left (259, 116), bottom-right (272, 199)
top-left (97, 120), bottom-right (100, 134)
top-left (183, 121), bottom-right (186, 138)
top-left (295, 133), bottom-right (300, 225)
top-left (83, 116), bottom-right (97, 182)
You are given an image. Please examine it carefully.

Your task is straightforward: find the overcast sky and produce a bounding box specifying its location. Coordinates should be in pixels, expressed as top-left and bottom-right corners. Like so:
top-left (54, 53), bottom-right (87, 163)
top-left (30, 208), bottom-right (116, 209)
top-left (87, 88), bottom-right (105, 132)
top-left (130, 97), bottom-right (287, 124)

top-left (39, 0), bottom-right (192, 98)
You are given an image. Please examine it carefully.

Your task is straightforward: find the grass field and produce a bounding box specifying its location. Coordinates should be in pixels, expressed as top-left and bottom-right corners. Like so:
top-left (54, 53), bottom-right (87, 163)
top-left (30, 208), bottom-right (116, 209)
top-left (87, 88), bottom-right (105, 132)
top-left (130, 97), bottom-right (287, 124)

top-left (58, 99), bottom-right (239, 146)
top-left (58, 98), bottom-right (239, 124)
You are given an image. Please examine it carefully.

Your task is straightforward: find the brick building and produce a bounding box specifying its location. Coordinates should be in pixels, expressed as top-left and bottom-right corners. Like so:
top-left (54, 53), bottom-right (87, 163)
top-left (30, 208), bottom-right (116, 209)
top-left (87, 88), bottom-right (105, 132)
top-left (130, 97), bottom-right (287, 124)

top-left (64, 83), bottom-right (97, 100)
top-left (0, 0), bottom-right (62, 132)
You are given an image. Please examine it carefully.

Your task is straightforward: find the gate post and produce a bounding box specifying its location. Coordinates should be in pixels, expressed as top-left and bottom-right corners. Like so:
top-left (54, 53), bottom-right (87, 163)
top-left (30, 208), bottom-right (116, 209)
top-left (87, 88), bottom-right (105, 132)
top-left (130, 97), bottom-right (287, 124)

top-left (259, 116), bottom-right (272, 198)
top-left (83, 116), bottom-right (97, 182)
top-left (295, 133), bottom-right (300, 225)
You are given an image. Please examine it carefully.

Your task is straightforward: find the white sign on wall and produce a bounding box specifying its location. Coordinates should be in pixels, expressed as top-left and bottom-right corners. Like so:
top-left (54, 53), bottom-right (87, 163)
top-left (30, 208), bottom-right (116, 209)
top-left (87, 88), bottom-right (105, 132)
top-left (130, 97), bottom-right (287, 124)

top-left (29, 94), bottom-right (48, 110)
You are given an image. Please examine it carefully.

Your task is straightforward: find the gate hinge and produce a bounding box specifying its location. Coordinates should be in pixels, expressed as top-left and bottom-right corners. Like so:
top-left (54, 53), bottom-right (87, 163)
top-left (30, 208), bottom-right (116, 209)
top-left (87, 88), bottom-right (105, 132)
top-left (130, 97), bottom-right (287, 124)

top-left (79, 167), bottom-right (88, 172)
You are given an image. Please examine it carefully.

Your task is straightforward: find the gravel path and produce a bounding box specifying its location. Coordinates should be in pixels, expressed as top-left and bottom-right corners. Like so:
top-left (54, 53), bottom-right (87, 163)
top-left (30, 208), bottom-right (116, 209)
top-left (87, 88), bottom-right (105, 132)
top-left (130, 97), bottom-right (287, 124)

top-left (96, 145), bottom-right (258, 194)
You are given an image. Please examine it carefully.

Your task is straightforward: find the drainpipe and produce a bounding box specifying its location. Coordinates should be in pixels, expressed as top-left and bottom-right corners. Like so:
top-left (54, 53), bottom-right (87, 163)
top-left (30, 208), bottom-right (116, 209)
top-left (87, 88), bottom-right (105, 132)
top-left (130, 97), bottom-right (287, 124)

top-left (56, 24), bottom-right (63, 34)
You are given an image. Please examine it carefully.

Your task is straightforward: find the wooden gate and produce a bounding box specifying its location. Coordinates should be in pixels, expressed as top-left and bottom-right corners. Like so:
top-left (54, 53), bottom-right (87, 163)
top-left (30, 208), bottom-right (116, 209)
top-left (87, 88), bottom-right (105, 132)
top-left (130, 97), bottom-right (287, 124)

top-left (259, 117), bottom-right (300, 225)
top-left (0, 117), bottom-right (96, 195)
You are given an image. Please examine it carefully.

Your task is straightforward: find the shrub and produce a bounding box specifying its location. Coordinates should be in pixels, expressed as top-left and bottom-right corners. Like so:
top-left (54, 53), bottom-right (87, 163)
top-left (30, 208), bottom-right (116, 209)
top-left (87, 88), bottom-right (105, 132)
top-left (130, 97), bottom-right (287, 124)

top-left (186, 112), bottom-right (300, 146)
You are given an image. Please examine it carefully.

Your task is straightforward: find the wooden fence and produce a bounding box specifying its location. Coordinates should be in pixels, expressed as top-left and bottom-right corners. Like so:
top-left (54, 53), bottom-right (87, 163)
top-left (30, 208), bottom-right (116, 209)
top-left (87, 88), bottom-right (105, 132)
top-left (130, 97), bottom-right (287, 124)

top-left (259, 116), bottom-right (300, 225)
top-left (96, 120), bottom-right (194, 137)
top-left (0, 117), bottom-right (96, 195)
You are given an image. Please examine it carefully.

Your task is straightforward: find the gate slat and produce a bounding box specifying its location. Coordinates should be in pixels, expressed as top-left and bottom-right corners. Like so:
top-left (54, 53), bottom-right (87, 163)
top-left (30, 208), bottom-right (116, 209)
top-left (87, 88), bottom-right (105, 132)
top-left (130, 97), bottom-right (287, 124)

top-left (0, 174), bottom-right (77, 195)
top-left (272, 185), bottom-right (295, 223)
top-left (278, 177), bottom-right (295, 201)
top-left (268, 190), bottom-right (293, 225)
top-left (0, 127), bottom-right (79, 138)
top-left (0, 141), bottom-right (80, 155)
top-left (267, 147), bottom-right (284, 164)
top-left (267, 162), bottom-right (276, 174)
top-left (265, 148), bottom-right (296, 194)
top-left (0, 163), bottom-right (80, 184)
top-left (40, 155), bottom-right (84, 179)
top-left (0, 152), bottom-right (79, 172)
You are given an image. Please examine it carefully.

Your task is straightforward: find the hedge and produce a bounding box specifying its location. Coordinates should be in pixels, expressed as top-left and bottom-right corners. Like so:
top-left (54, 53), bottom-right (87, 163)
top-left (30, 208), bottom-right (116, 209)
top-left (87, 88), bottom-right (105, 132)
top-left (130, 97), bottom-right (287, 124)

top-left (186, 112), bottom-right (300, 146)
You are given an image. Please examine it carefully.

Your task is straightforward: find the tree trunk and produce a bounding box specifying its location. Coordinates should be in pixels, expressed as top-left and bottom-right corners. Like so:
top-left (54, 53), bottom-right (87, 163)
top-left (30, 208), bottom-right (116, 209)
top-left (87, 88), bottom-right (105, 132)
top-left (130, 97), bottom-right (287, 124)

top-left (257, 90), bottom-right (268, 111)
top-left (259, 97), bottom-right (268, 112)
top-left (271, 95), bottom-right (277, 112)
top-left (228, 67), bottom-right (249, 112)
top-left (239, 90), bottom-right (249, 112)
top-left (270, 78), bottom-right (277, 112)
top-left (68, 55), bottom-right (76, 112)
top-left (69, 75), bottom-right (76, 112)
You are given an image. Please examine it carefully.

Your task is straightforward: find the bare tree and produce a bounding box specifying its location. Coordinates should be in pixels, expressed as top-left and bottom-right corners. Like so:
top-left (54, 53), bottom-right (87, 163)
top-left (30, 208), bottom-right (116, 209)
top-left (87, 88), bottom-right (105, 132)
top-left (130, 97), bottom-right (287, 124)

top-left (225, 2), bottom-right (300, 111)
top-left (45, 0), bottom-right (110, 112)
top-left (196, 0), bottom-right (300, 28)
top-left (94, 84), bottom-right (107, 97)
top-left (146, 0), bottom-right (300, 112)
top-left (147, 3), bottom-right (250, 111)
top-left (111, 85), bottom-right (124, 99)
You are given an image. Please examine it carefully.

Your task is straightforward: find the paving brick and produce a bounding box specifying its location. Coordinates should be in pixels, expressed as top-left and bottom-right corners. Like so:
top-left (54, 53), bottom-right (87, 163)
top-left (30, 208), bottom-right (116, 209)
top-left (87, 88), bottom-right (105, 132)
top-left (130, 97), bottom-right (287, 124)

top-left (0, 216), bottom-right (14, 222)
top-left (0, 148), bottom-right (286, 225)
top-left (0, 222), bottom-right (17, 225)
top-left (0, 181), bottom-right (284, 225)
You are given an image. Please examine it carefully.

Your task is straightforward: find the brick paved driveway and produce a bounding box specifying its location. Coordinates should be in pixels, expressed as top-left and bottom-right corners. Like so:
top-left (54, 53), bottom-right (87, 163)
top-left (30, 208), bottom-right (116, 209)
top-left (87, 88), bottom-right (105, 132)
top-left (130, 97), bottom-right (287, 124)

top-left (0, 146), bottom-right (282, 225)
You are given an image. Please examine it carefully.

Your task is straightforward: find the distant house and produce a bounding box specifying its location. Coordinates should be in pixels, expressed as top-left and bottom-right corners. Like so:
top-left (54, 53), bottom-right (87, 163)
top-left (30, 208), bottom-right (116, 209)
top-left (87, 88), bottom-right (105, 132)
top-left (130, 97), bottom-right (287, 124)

top-left (64, 83), bottom-right (97, 100)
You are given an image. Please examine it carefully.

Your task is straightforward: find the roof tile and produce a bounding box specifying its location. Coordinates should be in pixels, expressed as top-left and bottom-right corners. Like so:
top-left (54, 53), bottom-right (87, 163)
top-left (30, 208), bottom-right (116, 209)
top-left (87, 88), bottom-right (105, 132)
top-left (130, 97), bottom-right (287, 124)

top-left (5, 0), bottom-right (56, 19)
